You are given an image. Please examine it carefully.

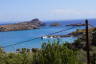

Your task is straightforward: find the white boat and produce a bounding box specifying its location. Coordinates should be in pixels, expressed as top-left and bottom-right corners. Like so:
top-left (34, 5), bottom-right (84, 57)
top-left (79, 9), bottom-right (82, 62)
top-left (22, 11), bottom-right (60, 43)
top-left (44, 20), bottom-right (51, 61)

top-left (41, 36), bottom-right (54, 39)
top-left (50, 36), bottom-right (53, 38)
top-left (42, 36), bottom-right (48, 39)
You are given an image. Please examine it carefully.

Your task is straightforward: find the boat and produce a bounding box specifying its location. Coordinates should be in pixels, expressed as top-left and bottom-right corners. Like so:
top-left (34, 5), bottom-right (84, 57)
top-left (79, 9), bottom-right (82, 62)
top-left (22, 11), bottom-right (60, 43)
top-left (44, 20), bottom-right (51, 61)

top-left (41, 36), bottom-right (48, 39)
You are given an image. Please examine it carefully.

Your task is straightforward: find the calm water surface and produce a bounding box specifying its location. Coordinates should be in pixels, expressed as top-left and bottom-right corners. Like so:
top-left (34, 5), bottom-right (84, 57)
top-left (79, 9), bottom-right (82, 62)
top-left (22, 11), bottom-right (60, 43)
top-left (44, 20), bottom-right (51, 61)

top-left (0, 19), bottom-right (96, 52)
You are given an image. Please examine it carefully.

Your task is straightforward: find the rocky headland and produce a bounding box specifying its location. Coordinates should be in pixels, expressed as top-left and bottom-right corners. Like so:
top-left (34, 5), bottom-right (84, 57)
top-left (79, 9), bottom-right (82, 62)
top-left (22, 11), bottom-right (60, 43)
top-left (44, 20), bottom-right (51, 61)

top-left (0, 18), bottom-right (45, 32)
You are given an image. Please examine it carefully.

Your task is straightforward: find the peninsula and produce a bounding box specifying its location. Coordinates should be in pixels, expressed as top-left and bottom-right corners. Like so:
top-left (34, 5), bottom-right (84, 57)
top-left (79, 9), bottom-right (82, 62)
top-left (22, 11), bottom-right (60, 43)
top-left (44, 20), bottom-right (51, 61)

top-left (0, 18), bottom-right (45, 32)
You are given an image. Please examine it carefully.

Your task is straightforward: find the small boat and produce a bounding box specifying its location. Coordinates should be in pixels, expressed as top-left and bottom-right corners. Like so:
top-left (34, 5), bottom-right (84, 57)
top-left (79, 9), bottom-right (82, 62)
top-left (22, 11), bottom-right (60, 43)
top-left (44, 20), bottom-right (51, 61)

top-left (41, 36), bottom-right (54, 39)
top-left (50, 36), bottom-right (53, 38)
top-left (41, 36), bottom-right (48, 39)
top-left (41, 35), bottom-right (70, 39)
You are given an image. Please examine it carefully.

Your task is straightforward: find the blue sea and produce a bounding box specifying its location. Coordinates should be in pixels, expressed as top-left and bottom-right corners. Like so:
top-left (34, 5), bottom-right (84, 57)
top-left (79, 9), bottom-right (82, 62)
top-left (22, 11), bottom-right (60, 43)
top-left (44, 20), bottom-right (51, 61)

top-left (0, 19), bottom-right (96, 52)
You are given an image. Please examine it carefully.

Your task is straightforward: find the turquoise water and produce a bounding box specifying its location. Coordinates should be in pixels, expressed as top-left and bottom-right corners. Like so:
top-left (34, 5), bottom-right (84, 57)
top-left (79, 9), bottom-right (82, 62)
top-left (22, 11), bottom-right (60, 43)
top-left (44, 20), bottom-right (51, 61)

top-left (0, 26), bottom-right (77, 52)
top-left (0, 19), bottom-right (96, 52)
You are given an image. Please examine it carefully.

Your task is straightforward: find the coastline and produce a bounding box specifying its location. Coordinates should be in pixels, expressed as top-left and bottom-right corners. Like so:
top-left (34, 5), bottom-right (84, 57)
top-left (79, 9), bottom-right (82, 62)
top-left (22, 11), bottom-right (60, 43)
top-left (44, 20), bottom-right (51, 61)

top-left (0, 18), bottom-right (45, 32)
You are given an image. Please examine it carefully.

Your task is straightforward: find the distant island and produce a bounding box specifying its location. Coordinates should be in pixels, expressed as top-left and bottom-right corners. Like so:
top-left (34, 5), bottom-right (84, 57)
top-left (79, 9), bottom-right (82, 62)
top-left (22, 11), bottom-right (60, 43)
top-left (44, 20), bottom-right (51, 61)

top-left (0, 18), bottom-right (45, 32)
top-left (66, 24), bottom-right (86, 26)
top-left (50, 22), bottom-right (61, 27)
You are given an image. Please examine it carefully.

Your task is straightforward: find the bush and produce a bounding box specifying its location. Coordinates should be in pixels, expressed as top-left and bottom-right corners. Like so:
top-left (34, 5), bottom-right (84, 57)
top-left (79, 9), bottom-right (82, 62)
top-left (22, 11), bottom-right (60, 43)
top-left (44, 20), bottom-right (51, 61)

top-left (32, 41), bottom-right (82, 64)
top-left (0, 40), bottom-right (84, 64)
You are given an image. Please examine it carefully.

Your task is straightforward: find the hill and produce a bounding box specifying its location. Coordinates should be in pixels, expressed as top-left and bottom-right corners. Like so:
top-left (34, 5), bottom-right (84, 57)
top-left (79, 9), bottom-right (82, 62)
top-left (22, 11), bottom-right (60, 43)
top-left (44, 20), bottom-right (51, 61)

top-left (0, 18), bottom-right (45, 32)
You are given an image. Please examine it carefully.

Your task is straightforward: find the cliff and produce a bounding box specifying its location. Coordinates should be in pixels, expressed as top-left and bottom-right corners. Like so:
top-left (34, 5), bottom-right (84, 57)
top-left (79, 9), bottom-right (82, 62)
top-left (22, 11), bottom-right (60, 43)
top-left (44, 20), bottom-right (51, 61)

top-left (0, 18), bottom-right (45, 32)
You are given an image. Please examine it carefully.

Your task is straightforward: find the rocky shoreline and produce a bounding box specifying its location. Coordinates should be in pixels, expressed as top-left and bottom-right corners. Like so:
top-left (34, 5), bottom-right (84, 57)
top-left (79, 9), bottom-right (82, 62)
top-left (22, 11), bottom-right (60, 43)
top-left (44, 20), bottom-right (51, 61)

top-left (41, 28), bottom-right (96, 38)
top-left (0, 18), bottom-right (45, 32)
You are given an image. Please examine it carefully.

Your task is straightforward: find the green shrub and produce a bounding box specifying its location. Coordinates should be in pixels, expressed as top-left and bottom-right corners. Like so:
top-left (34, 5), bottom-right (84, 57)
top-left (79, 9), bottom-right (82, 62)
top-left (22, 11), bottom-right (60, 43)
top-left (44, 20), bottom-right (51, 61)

top-left (32, 40), bottom-right (83, 64)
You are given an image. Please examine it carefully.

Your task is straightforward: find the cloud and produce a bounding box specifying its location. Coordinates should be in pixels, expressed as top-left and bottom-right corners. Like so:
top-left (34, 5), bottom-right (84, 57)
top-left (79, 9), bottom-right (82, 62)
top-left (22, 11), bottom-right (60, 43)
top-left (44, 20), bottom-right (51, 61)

top-left (52, 9), bottom-right (81, 15)
top-left (50, 9), bottom-right (96, 19)
top-left (51, 9), bottom-right (96, 16)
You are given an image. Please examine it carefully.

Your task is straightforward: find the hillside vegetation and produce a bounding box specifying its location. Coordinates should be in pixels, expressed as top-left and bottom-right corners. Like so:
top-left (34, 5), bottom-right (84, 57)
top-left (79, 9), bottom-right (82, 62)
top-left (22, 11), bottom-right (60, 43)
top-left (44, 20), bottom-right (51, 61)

top-left (0, 28), bottom-right (96, 64)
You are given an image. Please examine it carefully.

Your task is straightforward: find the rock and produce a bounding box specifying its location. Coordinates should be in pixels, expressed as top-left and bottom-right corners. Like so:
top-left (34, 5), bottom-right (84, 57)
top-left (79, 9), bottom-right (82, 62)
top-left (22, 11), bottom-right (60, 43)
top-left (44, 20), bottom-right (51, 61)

top-left (50, 22), bottom-right (61, 26)
top-left (0, 27), bottom-right (6, 31)
top-left (0, 18), bottom-right (45, 32)
top-left (30, 18), bottom-right (46, 26)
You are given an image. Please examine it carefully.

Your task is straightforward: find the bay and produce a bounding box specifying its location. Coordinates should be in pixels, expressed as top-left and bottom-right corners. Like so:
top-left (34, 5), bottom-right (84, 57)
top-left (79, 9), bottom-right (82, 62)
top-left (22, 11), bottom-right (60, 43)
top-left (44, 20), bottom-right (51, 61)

top-left (0, 19), bottom-right (96, 52)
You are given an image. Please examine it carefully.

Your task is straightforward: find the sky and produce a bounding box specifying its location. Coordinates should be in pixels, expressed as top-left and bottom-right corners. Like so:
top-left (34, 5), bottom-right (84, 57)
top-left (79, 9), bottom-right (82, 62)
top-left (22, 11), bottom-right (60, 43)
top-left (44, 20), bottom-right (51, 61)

top-left (0, 0), bottom-right (96, 22)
